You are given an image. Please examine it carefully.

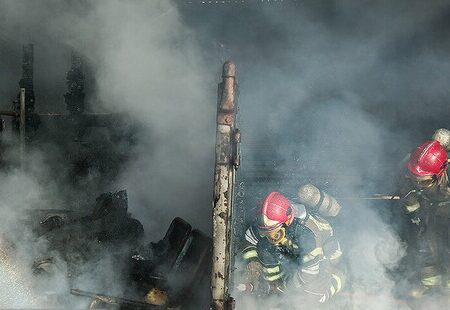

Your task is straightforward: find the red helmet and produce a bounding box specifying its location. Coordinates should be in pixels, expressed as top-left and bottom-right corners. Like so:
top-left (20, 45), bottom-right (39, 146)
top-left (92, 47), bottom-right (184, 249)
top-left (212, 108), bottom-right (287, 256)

top-left (258, 192), bottom-right (295, 230)
top-left (407, 140), bottom-right (448, 177)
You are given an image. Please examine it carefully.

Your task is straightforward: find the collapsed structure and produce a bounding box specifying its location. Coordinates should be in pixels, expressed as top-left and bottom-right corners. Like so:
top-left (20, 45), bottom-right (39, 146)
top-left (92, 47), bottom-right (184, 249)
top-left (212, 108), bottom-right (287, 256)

top-left (0, 45), bottom-right (214, 309)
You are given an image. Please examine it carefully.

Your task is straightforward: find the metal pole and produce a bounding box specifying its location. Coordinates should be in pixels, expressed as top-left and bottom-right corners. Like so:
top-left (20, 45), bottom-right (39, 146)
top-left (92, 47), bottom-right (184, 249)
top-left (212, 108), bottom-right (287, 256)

top-left (337, 195), bottom-right (400, 200)
top-left (19, 88), bottom-right (26, 168)
top-left (211, 61), bottom-right (237, 310)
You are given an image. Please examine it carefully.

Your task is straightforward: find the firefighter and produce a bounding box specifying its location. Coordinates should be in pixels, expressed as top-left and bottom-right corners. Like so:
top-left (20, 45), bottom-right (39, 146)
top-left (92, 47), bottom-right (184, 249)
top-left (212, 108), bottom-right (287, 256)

top-left (239, 185), bottom-right (345, 305)
top-left (399, 134), bottom-right (450, 297)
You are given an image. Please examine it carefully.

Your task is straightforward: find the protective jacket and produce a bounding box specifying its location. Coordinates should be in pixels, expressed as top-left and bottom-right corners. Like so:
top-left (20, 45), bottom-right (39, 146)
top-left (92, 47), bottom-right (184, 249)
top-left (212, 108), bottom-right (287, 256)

top-left (242, 204), bottom-right (344, 303)
top-left (399, 137), bottom-right (450, 292)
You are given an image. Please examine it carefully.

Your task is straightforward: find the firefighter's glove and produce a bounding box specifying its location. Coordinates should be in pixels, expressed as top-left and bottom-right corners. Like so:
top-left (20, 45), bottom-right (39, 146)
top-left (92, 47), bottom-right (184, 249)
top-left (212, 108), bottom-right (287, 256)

top-left (243, 261), bottom-right (262, 293)
top-left (409, 208), bottom-right (428, 236)
top-left (236, 283), bottom-right (254, 293)
top-left (268, 279), bottom-right (286, 295)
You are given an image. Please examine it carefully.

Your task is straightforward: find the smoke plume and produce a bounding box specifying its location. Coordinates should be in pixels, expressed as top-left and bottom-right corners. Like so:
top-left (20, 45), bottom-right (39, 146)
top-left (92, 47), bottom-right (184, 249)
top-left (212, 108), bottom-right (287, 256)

top-left (1, 0), bottom-right (450, 308)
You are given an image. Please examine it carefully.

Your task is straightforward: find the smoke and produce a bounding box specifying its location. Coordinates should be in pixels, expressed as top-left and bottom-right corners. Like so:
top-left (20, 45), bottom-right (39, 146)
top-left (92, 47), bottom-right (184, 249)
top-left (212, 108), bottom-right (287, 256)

top-left (0, 0), bottom-right (217, 234)
top-left (55, 0), bottom-right (217, 236)
top-left (0, 0), bottom-right (216, 308)
top-left (284, 100), bottom-right (409, 309)
top-left (1, 0), bottom-right (450, 309)
top-left (0, 151), bottom-right (72, 308)
top-left (232, 97), bottom-right (412, 309)
top-left (173, 1), bottom-right (450, 309)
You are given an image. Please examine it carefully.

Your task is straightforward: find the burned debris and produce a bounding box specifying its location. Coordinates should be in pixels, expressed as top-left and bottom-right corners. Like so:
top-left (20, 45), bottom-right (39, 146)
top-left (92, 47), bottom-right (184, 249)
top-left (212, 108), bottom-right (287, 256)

top-left (24, 194), bottom-right (211, 309)
top-left (129, 217), bottom-right (211, 308)
top-left (1, 43), bottom-right (136, 198)
top-left (26, 190), bottom-right (143, 248)
top-left (0, 45), bottom-right (212, 310)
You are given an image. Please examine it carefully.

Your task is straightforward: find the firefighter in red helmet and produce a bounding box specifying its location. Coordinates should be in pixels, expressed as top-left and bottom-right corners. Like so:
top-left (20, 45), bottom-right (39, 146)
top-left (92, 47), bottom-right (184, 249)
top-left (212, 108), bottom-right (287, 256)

top-left (399, 137), bottom-right (450, 297)
top-left (239, 185), bottom-right (345, 305)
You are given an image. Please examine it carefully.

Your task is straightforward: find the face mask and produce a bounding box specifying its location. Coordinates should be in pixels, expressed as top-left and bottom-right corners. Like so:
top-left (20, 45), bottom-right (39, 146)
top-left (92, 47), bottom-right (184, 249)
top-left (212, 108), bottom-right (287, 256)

top-left (259, 226), bottom-right (287, 245)
top-left (409, 174), bottom-right (437, 189)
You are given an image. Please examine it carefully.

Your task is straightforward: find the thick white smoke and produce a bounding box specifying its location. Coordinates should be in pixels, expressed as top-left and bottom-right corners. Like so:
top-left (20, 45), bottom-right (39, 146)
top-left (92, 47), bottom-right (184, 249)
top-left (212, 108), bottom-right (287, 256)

top-left (0, 0), bottom-right (216, 307)
top-left (0, 0), bottom-right (216, 235)
top-left (0, 157), bottom-right (71, 308)
top-left (233, 98), bottom-right (411, 309)
top-left (1, 0), bottom-right (450, 309)
top-left (60, 0), bottom-right (217, 236)
top-left (199, 2), bottom-right (450, 308)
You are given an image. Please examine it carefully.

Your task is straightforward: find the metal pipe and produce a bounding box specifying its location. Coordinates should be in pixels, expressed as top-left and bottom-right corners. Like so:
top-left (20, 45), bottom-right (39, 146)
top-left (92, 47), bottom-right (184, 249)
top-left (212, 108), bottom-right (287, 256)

top-left (337, 195), bottom-right (400, 200)
top-left (211, 61), bottom-right (237, 310)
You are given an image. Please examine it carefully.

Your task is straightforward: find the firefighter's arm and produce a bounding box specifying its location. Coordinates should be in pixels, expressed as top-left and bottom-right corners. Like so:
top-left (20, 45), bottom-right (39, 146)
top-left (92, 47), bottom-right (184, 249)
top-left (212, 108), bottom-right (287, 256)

top-left (295, 260), bottom-right (345, 303)
top-left (236, 260), bottom-right (263, 293)
top-left (238, 226), bottom-right (262, 293)
top-left (295, 234), bottom-right (344, 303)
top-left (395, 172), bottom-right (424, 225)
top-left (400, 189), bottom-right (425, 227)
top-left (401, 189), bottom-right (421, 214)
top-left (257, 239), bottom-right (286, 294)
top-left (242, 226), bottom-right (259, 261)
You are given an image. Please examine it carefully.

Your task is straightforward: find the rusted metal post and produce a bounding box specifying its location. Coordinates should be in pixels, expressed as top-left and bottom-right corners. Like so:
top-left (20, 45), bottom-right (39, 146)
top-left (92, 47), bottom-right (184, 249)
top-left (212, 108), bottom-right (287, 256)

top-left (19, 88), bottom-right (26, 168)
top-left (211, 61), bottom-right (238, 310)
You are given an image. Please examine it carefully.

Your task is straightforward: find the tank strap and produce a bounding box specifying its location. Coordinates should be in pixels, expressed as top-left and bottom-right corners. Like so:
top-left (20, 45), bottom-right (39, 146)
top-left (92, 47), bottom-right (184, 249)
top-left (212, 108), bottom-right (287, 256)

top-left (314, 189), bottom-right (325, 209)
